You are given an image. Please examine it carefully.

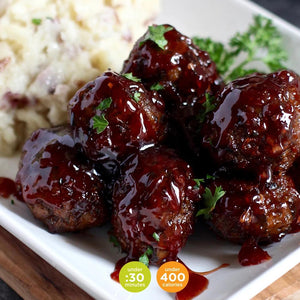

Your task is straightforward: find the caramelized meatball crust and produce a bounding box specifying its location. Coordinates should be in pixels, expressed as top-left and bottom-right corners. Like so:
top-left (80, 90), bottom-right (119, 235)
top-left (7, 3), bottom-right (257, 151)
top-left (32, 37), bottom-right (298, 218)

top-left (201, 70), bottom-right (300, 174)
top-left (111, 146), bottom-right (201, 265)
top-left (16, 126), bottom-right (109, 233)
top-left (68, 71), bottom-right (166, 161)
top-left (208, 174), bottom-right (300, 244)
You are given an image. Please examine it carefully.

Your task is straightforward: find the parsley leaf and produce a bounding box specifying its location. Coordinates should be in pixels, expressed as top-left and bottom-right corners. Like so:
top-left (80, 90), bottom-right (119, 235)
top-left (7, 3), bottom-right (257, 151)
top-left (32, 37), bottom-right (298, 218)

top-left (139, 247), bottom-right (153, 267)
top-left (109, 235), bottom-right (120, 248)
top-left (32, 18), bottom-right (42, 25)
top-left (152, 232), bottom-right (160, 242)
top-left (97, 97), bottom-right (112, 111)
top-left (193, 178), bottom-right (205, 189)
top-left (123, 73), bottom-right (141, 82)
top-left (196, 186), bottom-right (225, 218)
top-left (193, 15), bottom-right (287, 82)
top-left (198, 93), bottom-right (217, 123)
top-left (192, 37), bottom-right (234, 76)
top-left (140, 25), bottom-right (173, 50)
top-left (92, 115), bottom-right (108, 134)
top-left (206, 174), bottom-right (216, 180)
top-left (133, 92), bottom-right (141, 103)
top-left (150, 82), bottom-right (164, 91)
top-left (10, 199), bottom-right (14, 205)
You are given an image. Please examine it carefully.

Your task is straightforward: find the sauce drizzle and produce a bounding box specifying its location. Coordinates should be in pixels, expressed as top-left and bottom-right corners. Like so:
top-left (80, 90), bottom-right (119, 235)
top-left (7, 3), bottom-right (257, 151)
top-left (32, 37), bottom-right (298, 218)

top-left (0, 177), bottom-right (23, 201)
top-left (238, 238), bottom-right (271, 266)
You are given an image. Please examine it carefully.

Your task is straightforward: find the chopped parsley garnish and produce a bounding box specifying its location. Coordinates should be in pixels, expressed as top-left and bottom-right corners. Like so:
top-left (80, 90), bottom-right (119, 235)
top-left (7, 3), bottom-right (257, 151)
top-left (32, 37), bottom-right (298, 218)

top-left (193, 174), bottom-right (216, 189)
top-left (92, 97), bottom-right (112, 134)
top-left (139, 247), bottom-right (153, 267)
top-left (32, 18), bottom-right (42, 25)
top-left (133, 92), bottom-right (141, 103)
top-left (97, 97), bottom-right (112, 111)
top-left (198, 93), bottom-right (217, 123)
top-left (123, 73), bottom-right (141, 82)
top-left (152, 232), bottom-right (160, 242)
top-left (10, 199), bottom-right (14, 205)
top-left (140, 25), bottom-right (173, 50)
top-left (109, 235), bottom-right (121, 248)
top-left (196, 186), bottom-right (225, 218)
top-left (92, 115), bottom-right (109, 134)
top-left (150, 82), bottom-right (164, 91)
top-left (193, 15), bottom-right (287, 82)
top-left (193, 178), bottom-right (205, 189)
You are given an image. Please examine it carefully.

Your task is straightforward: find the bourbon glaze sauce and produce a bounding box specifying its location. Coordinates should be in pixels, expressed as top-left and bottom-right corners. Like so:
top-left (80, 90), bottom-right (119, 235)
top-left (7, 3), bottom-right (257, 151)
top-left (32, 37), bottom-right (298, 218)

top-left (0, 177), bottom-right (22, 201)
top-left (238, 238), bottom-right (271, 266)
top-left (111, 256), bottom-right (228, 300)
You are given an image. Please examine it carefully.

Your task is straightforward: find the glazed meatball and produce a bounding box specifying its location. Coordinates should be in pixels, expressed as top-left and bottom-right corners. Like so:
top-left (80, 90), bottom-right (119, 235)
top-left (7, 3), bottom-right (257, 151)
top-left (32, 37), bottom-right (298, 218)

top-left (68, 71), bottom-right (166, 161)
top-left (201, 70), bottom-right (300, 175)
top-left (16, 126), bottom-right (109, 233)
top-left (111, 146), bottom-right (200, 265)
top-left (207, 174), bottom-right (300, 244)
top-left (288, 159), bottom-right (300, 232)
top-left (122, 24), bottom-right (221, 159)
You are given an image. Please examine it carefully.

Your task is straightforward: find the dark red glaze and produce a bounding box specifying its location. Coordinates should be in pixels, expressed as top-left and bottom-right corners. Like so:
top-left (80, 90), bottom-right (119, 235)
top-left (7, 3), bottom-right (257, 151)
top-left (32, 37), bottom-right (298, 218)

top-left (201, 70), bottom-right (300, 175)
top-left (112, 146), bottom-right (201, 265)
top-left (176, 271), bottom-right (208, 300)
top-left (207, 174), bottom-right (300, 244)
top-left (175, 259), bottom-right (228, 300)
top-left (122, 24), bottom-right (222, 165)
top-left (16, 126), bottom-right (110, 233)
top-left (110, 256), bottom-right (132, 283)
top-left (0, 177), bottom-right (22, 200)
top-left (68, 71), bottom-right (166, 161)
top-left (238, 238), bottom-right (271, 266)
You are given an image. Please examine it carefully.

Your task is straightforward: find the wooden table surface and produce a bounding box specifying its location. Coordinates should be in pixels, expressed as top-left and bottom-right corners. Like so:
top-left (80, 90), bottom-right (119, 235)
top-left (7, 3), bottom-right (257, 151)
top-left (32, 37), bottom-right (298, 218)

top-left (0, 225), bottom-right (299, 300)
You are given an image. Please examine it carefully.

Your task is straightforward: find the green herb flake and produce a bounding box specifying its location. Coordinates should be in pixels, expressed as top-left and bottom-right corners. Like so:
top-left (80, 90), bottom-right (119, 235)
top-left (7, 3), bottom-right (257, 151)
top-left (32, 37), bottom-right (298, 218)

top-left (206, 174), bottom-right (216, 180)
top-left (140, 25), bottom-right (173, 50)
top-left (109, 235), bottom-right (120, 248)
top-left (133, 92), bottom-right (141, 103)
top-left (150, 82), bottom-right (164, 91)
top-left (198, 93), bottom-right (216, 123)
top-left (32, 18), bottom-right (42, 25)
top-left (196, 186), bottom-right (225, 218)
top-left (10, 199), bottom-right (14, 205)
top-left (92, 115), bottom-right (109, 134)
top-left (193, 178), bottom-right (205, 189)
top-left (193, 15), bottom-right (287, 82)
top-left (152, 232), bottom-right (160, 242)
top-left (97, 97), bottom-right (112, 111)
top-left (123, 73), bottom-right (141, 82)
top-left (139, 247), bottom-right (153, 267)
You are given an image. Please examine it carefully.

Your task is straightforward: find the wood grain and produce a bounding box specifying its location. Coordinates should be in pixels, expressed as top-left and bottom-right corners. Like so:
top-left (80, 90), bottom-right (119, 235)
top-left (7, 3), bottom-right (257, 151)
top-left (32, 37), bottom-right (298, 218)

top-left (251, 263), bottom-right (300, 300)
top-left (0, 226), bottom-right (93, 300)
top-left (0, 225), bottom-right (299, 300)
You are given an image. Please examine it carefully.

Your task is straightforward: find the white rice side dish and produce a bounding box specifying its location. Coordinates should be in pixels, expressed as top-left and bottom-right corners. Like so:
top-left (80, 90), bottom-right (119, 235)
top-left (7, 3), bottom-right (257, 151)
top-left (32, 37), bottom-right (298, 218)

top-left (0, 0), bottom-right (159, 155)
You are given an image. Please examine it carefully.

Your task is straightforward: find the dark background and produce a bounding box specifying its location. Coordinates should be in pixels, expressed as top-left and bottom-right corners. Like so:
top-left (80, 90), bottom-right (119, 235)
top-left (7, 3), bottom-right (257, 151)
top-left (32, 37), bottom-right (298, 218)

top-left (1, 0), bottom-right (300, 299)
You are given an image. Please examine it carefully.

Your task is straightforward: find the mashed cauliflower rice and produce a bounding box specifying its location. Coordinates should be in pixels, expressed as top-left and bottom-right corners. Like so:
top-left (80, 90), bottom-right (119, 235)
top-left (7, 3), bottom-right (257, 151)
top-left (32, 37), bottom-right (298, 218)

top-left (0, 0), bottom-right (159, 155)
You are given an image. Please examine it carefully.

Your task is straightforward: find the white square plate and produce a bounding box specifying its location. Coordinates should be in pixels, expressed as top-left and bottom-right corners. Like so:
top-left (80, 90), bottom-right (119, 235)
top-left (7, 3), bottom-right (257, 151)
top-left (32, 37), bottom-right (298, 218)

top-left (1, 0), bottom-right (300, 299)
